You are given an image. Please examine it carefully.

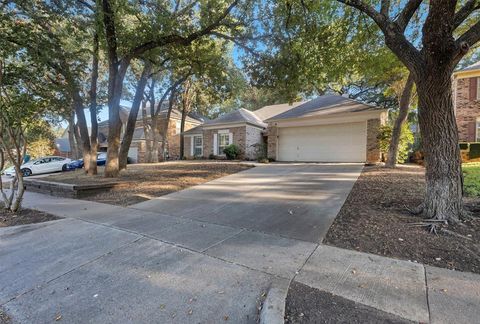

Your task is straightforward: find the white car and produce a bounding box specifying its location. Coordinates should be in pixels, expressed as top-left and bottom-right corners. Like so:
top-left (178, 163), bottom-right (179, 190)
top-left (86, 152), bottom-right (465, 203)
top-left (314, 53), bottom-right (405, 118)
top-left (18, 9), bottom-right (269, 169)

top-left (5, 156), bottom-right (71, 177)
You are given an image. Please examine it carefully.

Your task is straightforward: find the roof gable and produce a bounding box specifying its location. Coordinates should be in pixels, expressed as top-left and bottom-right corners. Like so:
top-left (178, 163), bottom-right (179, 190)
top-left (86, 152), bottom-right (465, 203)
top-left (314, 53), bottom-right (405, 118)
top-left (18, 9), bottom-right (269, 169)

top-left (457, 61), bottom-right (480, 73)
top-left (253, 102), bottom-right (305, 121)
top-left (204, 108), bottom-right (266, 128)
top-left (266, 95), bottom-right (379, 121)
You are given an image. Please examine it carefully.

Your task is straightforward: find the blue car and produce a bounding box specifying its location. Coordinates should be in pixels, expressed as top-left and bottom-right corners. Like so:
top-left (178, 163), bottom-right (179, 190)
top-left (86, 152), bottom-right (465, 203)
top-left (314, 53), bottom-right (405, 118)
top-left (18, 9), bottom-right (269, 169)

top-left (66, 153), bottom-right (107, 170)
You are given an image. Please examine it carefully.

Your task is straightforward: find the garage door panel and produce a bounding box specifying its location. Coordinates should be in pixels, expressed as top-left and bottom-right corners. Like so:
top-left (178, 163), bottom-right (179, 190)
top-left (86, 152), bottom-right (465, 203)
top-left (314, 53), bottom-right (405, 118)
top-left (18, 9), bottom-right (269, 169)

top-left (277, 122), bottom-right (366, 162)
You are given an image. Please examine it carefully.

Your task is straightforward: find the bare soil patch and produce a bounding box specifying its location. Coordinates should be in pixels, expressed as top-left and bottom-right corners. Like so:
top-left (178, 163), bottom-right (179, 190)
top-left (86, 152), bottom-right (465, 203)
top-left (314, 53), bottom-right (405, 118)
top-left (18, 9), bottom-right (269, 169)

top-left (285, 281), bottom-right (411, 324)
top-left (0, 208), bottom-right (61, 227)
top-left (43, 161), bottom-right (252, 206)
top-left (325, 165), bottom-right (480, 274)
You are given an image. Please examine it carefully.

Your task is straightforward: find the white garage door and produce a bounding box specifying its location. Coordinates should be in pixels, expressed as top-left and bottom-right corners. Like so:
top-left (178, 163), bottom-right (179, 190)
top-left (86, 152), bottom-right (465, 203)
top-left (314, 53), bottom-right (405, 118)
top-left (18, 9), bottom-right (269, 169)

top-left (277, 122), bottom-right (367, 162)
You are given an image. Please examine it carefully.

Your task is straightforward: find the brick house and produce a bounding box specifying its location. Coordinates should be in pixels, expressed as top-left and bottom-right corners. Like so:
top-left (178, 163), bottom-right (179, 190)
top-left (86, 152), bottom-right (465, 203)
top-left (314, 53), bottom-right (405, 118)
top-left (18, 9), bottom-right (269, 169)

top-left (183, 95), bottom-right (387, 164)
top-left (98, 105), bottom-right (205, 162)
top-left (453, 61), bottom-right (480, 142)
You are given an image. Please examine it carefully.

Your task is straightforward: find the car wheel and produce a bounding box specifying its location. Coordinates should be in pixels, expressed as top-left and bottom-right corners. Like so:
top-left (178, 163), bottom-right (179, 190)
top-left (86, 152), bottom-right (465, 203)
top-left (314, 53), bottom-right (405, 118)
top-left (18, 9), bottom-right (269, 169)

top-left (21, 168), bottom-right (32, 177)
top-left (62, 164), bottom-right (68, 171)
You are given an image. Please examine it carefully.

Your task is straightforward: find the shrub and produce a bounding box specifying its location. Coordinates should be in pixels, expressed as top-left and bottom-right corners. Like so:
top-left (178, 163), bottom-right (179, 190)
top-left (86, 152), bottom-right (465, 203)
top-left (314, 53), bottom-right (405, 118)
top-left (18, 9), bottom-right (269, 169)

top-left (208, 153), bottom-right (216, 160)
top-left (258, 157), bottom-right (269, 164)
top-left (253, 142), bottom-right (267, 161)
top-left (459, 143), bottom-right (469, 151)
top-left (469, 143), bottom-right (480, 159)
top-left (378, 123), bottom-right (414, 163)
top-left (223, 144), bottom-right (241, 160)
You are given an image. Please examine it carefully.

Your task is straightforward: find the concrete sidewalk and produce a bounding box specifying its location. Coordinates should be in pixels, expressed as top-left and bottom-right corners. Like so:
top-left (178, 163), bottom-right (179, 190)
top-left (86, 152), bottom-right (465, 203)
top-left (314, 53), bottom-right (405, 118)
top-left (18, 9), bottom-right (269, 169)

top-left (8, 192), bottom-right (479, 323)
top-left (3, 161), bottom-right (480, 323)
top-left (295, 245), bottom-right (480, 324)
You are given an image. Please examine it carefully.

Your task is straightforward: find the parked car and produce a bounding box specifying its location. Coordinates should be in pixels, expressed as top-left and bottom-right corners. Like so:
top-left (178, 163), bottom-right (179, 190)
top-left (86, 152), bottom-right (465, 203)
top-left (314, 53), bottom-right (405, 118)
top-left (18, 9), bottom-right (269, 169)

top-left (65, 152), bottom-right (107, 170)
top-left (5, 156), bottom-right (71, 177)
top-left (3, 166), bottom-right (16, 176)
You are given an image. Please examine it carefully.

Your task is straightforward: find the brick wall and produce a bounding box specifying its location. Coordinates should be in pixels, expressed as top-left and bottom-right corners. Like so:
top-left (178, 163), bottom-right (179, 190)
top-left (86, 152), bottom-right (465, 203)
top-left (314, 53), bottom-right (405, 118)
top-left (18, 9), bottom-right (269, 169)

top-left (455, 77), bottom-right (480, 142)
top-left (183, 134), bottom-right (204, 159)
top-left (203, 126), bottom-right (247, 158)
top-left (245, 125), bottom-right (264, 160)
top-left (266, 124), bottom-right (277, 160)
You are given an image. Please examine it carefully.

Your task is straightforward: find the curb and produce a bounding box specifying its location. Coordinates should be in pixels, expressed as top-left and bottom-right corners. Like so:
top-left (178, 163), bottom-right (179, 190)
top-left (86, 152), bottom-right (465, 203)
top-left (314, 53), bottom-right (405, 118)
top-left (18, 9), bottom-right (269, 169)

top-left (259, 279), bottom-right (291, 324)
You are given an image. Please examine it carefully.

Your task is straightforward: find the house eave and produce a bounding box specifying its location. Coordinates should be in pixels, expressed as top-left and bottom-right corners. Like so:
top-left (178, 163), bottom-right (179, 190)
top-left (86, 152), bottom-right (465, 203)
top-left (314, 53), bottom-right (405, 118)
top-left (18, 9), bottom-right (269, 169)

top-left (202, 121), bottom-right (266, 130)
top-left (453, 69), bottom-right (480, 79)
top-left (268, 109), bottom-right (387, 127)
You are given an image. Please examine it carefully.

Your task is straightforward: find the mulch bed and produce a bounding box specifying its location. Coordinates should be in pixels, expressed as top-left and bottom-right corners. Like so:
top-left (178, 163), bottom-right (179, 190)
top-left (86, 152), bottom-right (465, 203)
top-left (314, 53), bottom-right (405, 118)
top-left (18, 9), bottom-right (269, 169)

top-left (324, 165), bottom-right (480, 274)
top-left (285, 281), bottom-right (411, 324)
top-left (0, 307), bottom-right (10, 324)
top-left (43, 161), bottom-right (252, 206)
top-left (0, 208), bottom-right (61, 227)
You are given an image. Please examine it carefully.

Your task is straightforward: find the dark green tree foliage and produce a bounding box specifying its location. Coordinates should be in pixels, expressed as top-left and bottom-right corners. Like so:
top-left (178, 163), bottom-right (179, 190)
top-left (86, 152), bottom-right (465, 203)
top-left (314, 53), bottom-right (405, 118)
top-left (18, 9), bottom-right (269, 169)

top-left (244, 1), bottom-right (404, 107)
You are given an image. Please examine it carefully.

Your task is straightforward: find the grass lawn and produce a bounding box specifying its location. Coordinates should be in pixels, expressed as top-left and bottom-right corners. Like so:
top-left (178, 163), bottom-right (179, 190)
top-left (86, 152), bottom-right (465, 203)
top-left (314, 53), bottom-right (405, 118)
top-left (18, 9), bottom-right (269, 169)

top-left (463, 162), bottom-right (480, 197)
top-left (325, 164), bottom-right (480, 274)
top-left (43, 161), bottom-right (253, 206)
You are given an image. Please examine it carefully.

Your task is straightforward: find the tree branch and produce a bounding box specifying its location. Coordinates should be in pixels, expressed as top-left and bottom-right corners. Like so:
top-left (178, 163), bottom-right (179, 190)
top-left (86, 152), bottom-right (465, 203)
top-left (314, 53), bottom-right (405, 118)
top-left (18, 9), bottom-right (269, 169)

top-left (125, 0), bottom-right (240, 62)
top-left (154, 73), bottom-right (191, 116)
top-left (336, 0), bottom-right (388, 28)
top-left (211, 31), bottom-right (260, 57)
top-left (395, 0), bottom-right (423, 32)
top-left (380, 0), bottom-right (390, 17)
top-left (454, 0), bottom-right (480, 29)
top-left (456, 19), bottom-right (480, 49)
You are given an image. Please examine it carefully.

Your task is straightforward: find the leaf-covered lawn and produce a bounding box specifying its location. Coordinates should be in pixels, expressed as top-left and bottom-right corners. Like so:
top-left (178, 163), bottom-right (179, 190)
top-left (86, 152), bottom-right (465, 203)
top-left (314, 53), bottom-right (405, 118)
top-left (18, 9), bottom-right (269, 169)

top-left (463, 162), bottom-right (480, 197)
top-left (43, 161), bottom-right (253, 206)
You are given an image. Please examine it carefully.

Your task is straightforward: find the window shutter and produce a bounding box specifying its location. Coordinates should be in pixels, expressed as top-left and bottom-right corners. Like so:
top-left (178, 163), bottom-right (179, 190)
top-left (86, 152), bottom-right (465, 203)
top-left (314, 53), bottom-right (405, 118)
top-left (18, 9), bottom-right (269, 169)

top-left (228, 133), bottom-right (233, 145)
top-left (469, 77), bottom-right (478, 101)
top-left (190, 137), bottom-right (194, 156)
top-left (467, 121), bottom-right (477, 142)
top-left (213, 134), bottom-right (218, 155)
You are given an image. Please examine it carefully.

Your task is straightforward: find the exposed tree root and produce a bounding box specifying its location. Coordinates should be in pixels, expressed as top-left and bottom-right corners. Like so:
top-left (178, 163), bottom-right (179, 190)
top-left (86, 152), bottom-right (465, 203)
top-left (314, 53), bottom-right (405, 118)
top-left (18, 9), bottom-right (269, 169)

top-left (405, 203), bottom-right (424, 215)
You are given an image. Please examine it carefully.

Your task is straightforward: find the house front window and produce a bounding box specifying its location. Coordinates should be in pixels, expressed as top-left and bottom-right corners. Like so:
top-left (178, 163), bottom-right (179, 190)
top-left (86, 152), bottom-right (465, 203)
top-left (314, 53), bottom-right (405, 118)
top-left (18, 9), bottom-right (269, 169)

top-left (218, 133), bottom-right (230, 154)
top-left (194, 136), bottom-right (203, 156)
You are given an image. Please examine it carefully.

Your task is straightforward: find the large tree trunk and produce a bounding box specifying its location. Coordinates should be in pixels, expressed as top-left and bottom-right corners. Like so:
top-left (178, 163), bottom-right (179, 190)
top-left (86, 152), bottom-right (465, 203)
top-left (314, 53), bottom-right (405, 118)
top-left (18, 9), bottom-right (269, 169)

top-left (102, 0), bottom-right (126, 178)
top-left (415, 70), bottom-right (464, 222)
top-left (73, 122), bottom-right (83, 159)
top-left (386, 73), bottom-right (415, 167)
top-left (67, 110), bottom-right (79, 159)
top-left (88, 32), bottom-right (100, 175)
top-left (119, 63), bottom-right (151, 170)
top-left (141, 100), bottom-right (153, 163)
top-left (179, 107), bottom-right (187, 159)
top-left (151, 116), bottom-right (161, 162)
top-left (72, 91), bottom-right (92, 173)
top-left (160, 90), bottom-right (176, 161)
top-left (145, 79), bottom-right (156, 163)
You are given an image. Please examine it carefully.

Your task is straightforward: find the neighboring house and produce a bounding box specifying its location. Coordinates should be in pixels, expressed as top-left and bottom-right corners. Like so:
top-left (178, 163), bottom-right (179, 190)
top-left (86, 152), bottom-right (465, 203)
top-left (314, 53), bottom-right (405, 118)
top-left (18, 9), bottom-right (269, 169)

top-left (183, 95), bottom-right (387, 164)
top-left (453, 61), bottom-right (480, 142)
top-left (97, 104), bottom-right (206, 162)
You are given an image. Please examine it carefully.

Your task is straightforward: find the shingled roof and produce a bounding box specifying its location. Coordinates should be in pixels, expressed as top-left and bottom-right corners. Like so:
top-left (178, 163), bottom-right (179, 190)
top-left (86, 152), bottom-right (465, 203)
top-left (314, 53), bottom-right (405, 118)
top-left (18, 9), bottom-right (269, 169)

top-left (253, 102), bottom-right (305, 121)
top-left (203, 108), bottom-right (267, 128)
top-left (266, 95), bottom-right (379, 121)
top-left (457, 61), bottom-right (480, 72)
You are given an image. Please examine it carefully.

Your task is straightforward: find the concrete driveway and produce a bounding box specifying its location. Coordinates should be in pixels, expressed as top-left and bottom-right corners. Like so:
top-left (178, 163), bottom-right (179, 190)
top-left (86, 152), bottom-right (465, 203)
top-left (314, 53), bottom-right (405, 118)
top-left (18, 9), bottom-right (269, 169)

top-left (1, 163), bottom-right (362, 323)
top-left (132, 163), bottom-right (363, 243)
